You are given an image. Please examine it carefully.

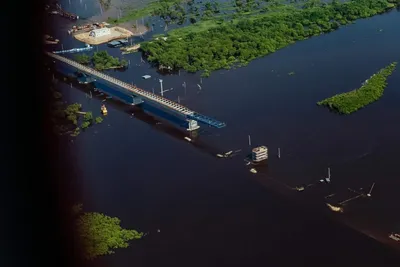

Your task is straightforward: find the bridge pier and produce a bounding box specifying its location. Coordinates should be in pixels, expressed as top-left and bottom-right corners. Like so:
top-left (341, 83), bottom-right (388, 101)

top-left (186, 119), bottom-right (200, 131)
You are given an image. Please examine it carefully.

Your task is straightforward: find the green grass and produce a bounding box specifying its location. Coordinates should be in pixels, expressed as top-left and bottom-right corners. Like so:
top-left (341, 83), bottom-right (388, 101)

top-left (107, 0), bottom-right (179, 24)
top-left (317, 62), bottom-right (398, 114)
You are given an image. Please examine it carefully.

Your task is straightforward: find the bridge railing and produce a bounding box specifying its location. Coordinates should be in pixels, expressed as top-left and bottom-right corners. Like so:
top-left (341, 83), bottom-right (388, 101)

top-left (46, 52), bottom-right (193, 115)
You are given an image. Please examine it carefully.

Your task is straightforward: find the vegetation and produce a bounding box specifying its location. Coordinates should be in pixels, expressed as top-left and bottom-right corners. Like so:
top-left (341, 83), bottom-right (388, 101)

top-left (317, 62), bottom-right (397, 114)
top-left (75, 51), bottom-right (128, 71)
top-left (100, 0), bottom-right (112, 11)
top-left (107, 0), bottom-right (183, 24)
top-left (92, 51), bottom-right (128, 71)
top-left (140, 0), bottom-right (398, 76)
top-left (73, 204), bottom-right (143, 260)
top-left (50, 91), bottom-right (104, 136)
top-left (75, 54), bottom-right (91, 65)
top-left (95, 116), bottom-right (103, 124)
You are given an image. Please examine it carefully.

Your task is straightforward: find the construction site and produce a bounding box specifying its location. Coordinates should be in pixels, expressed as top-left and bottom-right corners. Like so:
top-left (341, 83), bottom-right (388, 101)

top-left (73, 25), bottom-right (134, 45)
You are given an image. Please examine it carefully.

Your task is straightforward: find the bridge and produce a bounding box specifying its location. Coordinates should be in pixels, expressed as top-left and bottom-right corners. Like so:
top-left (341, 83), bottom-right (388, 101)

top-left (45, 52), bottom-right (226, 130)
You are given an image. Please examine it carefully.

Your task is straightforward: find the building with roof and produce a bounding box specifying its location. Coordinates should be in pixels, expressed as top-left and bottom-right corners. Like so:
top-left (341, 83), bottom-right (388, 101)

top-left (89, 28), bottom-right (111, 38)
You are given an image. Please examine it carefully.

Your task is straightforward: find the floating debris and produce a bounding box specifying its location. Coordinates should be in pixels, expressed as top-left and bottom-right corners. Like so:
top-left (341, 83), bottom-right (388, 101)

top-left (250, 168), bottom-right (257, 174)
top-left (184, 137), bottom-right (192, 142)
top-left (142, 75), bottom-right (151, 80)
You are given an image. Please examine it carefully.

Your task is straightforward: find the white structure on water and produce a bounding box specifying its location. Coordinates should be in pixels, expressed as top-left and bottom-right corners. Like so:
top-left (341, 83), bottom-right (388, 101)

top-left (89, 28), bottom-right (111, 38)
top-left (252, 146), bottom-right (268, 162)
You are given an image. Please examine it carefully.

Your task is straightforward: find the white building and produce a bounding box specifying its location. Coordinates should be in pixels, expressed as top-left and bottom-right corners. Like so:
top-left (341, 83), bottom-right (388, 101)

top-left (252, 146), bottom-right (268, 162)
top-left (89, 28), bottom-right (111, 38)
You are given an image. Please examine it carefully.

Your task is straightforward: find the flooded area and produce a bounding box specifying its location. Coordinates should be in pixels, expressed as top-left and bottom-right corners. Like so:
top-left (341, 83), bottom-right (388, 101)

top-left (47, 0), bottom-right (400, 265)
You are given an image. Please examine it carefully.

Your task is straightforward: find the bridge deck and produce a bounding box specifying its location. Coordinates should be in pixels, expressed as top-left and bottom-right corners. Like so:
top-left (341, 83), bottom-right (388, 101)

top-left (46, 51), bottom-right (226, 128)
top-left (46, 52), bottom-right (193, 116)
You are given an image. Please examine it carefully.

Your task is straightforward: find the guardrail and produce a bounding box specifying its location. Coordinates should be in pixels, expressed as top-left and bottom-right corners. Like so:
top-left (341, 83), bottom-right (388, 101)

top-left (45, 52), bottom-right (194, 116)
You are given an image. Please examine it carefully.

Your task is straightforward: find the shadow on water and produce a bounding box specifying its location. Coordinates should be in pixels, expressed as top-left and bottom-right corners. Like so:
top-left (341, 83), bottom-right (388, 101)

top-left (50, 68), bottom-right (226, 158)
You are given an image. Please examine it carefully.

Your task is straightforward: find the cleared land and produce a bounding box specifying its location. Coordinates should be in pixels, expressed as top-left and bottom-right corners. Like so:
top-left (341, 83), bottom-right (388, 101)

top-left (74, 27), bottom-right (134, 45)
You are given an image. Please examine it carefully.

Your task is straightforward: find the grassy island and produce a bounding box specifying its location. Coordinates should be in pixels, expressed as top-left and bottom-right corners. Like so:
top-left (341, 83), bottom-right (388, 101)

top-left (129, 0), bottom-right (399, 76)
top-left (317, 62), bottom-right (398, 114)
top-left (75, 51), bottom-right (128, 71)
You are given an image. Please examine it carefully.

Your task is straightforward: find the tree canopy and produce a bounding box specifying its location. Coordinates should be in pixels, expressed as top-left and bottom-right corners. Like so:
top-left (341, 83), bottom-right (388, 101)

top-left (140, 0), bottom-right (399, 76)
top-left (74, 205), bottom-right (143, 259)
top-left (317, 62), bottom-right (398, 114)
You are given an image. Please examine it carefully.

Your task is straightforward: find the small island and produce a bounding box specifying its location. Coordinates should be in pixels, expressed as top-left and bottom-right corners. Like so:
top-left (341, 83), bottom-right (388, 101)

top-left (75, 51), bottom-right (128, 71)
top-left (73, 204), bottom-right (143, 259)
top-left (317, 62), bottom-right (397, 114)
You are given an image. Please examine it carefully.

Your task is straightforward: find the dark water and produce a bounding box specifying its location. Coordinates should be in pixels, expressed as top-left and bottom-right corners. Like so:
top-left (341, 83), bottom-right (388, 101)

top-left (48, 1), bottom-right (400, 266)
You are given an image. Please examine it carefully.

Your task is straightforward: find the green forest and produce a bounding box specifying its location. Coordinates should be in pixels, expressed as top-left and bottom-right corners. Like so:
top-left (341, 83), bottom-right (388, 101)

top-left (73, 204), bottom-right (143, 259)
top-left (75, 51), bottom-right (128, 71)
top-left (317, 62), bottom-right (398, 114)
top-left (139, 0), bottom-right (399, 76)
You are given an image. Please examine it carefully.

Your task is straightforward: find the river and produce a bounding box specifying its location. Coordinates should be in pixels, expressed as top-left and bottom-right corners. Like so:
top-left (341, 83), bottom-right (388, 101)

top-left (46, 0), bottom-right (400, 266)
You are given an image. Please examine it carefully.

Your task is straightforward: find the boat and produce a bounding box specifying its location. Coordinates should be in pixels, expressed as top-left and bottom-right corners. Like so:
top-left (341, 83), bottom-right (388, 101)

top-left (44, 35), bottom-right (60, 44)
top-left (295, 186), bottom-right (305, 192)
top-left (108, 39), bottom-right (129, 48)
top-left (224, 151), bottom-right (233, 157)
top-left (101, 104), bottom-right (108, 115)
top-left (250, 168), bottom-right (257, 174)
top-left (326, 203), bottom-right (343, 213)
top-left (216, 154), bottom-right (224, 158)
top-left (121, 44), bottom-right (141, 54)
top-left (389, 233), bottom-right (400, 241)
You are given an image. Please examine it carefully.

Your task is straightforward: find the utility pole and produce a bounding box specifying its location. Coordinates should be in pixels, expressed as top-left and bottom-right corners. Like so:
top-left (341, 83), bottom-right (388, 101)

top-left (182, 81), bottom-right (186, 95)
top-left (159, 79), bottom-right (164, 97)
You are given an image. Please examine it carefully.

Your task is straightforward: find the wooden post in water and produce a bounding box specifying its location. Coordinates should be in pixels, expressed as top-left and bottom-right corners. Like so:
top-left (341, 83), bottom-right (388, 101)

top-left (248, 135), bottom-right (251, 146)
top-left (278, 148), bottom-right (281, 158)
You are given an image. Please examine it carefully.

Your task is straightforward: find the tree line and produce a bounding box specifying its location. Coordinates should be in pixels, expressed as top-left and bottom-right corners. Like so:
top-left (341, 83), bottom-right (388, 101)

top-left (140, 0), bottom-right (399, 76)
top-left (75, 51), bottom-right (128, 71)
top-left (317, 62), bottom-right (398, 114)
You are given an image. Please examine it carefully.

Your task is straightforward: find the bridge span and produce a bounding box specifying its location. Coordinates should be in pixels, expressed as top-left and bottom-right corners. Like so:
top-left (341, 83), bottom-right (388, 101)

top-left (45, 52), bottom-right (226, 130)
